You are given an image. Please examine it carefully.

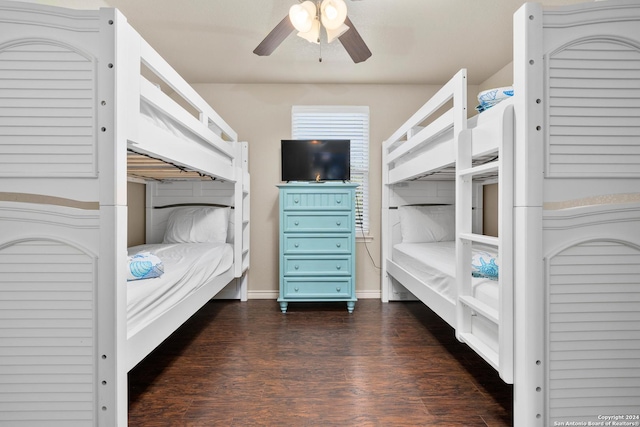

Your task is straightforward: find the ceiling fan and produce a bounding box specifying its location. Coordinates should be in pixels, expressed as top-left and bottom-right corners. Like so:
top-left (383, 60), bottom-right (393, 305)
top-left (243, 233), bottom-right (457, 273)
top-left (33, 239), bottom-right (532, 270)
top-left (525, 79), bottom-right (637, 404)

top-left (253, 0), bottom-right (372, 63)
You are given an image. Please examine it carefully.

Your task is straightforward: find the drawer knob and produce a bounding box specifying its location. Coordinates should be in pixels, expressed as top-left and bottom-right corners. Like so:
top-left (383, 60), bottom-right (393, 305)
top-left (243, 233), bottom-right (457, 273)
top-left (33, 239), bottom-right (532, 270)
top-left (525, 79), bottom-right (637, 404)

top-left (336, 265), bottom-right (341, 270)
top-left (336, 221), bottom-right (341, 226)
top-left (294, 243), bottom-right (300, 248)
top-left (294, 221), bottom-right (299, 226)
top-left (336, 287), bottom-right (341, 292)
top-left (294, 265), bottom-right (299, 270)
top-left (336, 199), bottom-right (341, 204)
top-left (294, 287), bottom-right (299, 292)
top-left (336, 243), bottom-right (341, 248)
top-left (294, 199), bottom-right (299, 203)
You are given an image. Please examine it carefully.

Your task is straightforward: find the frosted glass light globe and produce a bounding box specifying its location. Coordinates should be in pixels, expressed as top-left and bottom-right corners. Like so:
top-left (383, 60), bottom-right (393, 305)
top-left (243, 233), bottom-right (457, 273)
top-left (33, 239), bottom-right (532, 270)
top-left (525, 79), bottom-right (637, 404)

top-left (289, 1), bottom-right (316, 33)
top-left (325, 4), bottom-right (338, 20)
top-left (320, 0), bottom-right (347, 30)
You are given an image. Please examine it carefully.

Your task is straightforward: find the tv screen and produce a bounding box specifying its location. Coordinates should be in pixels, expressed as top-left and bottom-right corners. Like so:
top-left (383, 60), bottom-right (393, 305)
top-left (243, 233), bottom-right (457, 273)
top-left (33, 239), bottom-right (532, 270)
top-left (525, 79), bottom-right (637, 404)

top-left (281, 139), bottom-right (350, 182)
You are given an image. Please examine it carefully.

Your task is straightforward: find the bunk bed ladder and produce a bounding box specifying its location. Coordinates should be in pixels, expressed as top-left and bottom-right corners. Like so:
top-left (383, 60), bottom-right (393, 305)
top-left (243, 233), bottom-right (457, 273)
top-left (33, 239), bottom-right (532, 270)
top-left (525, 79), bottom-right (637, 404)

top-left (455, 106), bottom-right (514, 384)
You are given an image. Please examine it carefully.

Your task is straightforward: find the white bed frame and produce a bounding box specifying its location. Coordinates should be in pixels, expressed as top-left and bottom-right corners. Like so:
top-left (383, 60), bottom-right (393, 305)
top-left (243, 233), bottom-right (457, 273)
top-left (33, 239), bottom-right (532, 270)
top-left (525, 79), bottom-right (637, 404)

top-left (0, 1), bottom-right (250, 425)
top-left (382, 1), bottom-right (640, 426)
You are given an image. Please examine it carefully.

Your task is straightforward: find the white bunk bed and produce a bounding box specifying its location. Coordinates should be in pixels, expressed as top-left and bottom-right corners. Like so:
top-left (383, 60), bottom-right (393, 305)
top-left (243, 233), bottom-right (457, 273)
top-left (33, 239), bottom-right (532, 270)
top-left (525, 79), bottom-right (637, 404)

top-left (382, 1), bottom-right (640, 426)
top-left (0, 1), bottom-right (250, 426)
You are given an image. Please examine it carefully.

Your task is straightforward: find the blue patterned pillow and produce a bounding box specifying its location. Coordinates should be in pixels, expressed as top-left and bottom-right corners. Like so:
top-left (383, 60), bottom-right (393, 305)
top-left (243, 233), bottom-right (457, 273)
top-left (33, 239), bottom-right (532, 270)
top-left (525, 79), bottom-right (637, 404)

top-left (476, 86), bottom-right (514, 112)
top-left (127, 252), bottom-right (164, 281)
top-left (471, 251), bottom-right (499, 280)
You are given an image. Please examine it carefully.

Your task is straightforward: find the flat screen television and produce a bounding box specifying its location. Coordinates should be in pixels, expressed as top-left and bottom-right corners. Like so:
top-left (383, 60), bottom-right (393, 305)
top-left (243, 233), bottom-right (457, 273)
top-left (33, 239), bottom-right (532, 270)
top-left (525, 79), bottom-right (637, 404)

top-left (281, 139), bottom-right (350, 182)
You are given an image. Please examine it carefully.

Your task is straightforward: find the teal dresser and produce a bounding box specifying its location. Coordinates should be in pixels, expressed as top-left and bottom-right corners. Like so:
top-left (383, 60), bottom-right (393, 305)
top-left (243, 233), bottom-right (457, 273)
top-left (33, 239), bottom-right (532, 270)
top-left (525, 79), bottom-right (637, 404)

top-left (278, 182), bottom-right (358, 313)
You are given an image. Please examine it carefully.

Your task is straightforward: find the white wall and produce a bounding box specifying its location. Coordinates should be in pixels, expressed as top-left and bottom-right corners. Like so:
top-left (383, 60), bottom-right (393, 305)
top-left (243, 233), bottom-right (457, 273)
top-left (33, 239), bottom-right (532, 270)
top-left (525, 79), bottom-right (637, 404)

top-left (478, 62), bottom-right (513, 93)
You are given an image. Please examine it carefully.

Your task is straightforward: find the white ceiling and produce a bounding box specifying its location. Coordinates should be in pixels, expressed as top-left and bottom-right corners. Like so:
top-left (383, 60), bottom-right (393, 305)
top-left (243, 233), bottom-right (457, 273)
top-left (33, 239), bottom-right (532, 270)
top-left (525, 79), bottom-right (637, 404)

top-left (49, 0), bottom-right (589, 85)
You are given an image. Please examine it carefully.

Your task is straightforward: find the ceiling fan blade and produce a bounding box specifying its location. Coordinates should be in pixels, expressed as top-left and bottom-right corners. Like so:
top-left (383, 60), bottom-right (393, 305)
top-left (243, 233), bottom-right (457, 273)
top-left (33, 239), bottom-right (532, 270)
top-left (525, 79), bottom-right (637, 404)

top-left (338, 16), bottom-right (372, 63)
top-left (253, 15), bottom-right (295, 56)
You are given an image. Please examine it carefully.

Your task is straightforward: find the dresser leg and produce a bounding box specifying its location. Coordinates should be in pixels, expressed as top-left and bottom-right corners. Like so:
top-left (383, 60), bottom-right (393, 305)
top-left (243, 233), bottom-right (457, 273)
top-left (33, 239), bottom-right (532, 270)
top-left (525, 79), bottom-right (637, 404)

top-left (279, 301), bottom-right (288, 313)
top-left (347, 301), bottom-right (355, 313)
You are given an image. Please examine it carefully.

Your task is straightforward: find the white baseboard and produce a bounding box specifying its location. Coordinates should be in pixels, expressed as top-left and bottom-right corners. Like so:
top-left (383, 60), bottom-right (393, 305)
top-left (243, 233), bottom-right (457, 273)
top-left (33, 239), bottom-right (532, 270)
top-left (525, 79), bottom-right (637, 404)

top-left (356, 290), bottom-right (382, 299)
top-left (247, 290), bottom-right (279, 299)
top-left (246, 290), bottom-right (381, 300)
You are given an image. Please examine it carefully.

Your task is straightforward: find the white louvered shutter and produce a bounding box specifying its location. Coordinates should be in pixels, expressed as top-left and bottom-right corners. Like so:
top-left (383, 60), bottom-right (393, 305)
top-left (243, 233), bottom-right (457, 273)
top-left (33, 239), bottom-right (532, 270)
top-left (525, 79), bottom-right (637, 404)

top-left (292, 106), bottom-right (370, 234)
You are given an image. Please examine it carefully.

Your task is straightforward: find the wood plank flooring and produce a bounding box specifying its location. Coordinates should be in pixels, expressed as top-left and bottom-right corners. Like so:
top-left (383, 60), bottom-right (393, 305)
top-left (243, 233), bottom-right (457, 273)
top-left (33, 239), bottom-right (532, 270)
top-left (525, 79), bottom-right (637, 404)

top-left (128, 300), bottom-right (513, 426)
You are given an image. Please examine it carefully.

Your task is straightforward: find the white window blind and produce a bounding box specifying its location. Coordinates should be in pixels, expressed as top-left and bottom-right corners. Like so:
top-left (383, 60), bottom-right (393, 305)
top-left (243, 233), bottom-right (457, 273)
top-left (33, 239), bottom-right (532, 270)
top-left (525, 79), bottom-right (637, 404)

top-left (292, 105), bottom-right (370, 234)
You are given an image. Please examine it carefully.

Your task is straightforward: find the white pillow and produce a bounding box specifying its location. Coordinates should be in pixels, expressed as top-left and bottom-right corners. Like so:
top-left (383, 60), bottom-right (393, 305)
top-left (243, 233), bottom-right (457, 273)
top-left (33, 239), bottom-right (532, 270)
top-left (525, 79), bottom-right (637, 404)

top-left (398, 205), bottom-right (455, 243)
top-left (163, 206), bottom-right (230, 244)
top-left (227, 213), bottom-right (235, 244)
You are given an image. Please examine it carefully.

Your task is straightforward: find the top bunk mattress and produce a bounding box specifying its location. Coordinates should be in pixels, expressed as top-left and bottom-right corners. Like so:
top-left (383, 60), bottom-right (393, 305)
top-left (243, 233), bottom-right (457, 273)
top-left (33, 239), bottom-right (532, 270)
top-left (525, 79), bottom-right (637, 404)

top-left (392, 241), bottom-right (498, 310)
top-left (126, 242), bottom-right (233, 337)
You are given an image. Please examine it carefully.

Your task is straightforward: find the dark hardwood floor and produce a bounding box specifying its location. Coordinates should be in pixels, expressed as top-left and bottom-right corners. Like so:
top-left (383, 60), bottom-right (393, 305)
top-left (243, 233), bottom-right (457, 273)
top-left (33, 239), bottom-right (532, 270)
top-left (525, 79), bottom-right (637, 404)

top-left (128, 299), bottom-right (513, 426)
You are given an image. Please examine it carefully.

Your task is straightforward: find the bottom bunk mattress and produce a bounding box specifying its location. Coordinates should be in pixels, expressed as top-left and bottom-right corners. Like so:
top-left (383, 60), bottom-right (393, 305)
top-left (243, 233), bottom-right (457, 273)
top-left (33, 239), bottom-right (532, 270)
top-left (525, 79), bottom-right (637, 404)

top-left (392, 241), bottom-right (499, 310)
top-left (126, 242), bottom-right (233, 336)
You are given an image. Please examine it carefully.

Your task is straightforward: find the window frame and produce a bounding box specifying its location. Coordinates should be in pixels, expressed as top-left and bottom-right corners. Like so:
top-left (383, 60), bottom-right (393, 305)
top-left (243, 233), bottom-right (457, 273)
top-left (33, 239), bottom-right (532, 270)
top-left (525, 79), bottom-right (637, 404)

top-left (291, 105), bottom-right (370, 235)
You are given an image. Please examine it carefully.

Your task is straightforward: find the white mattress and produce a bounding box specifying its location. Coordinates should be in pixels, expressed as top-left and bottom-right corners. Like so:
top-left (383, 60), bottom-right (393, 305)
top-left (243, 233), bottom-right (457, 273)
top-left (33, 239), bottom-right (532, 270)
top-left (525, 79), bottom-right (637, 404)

top-left (126, 242), bottom-right (233, 336)
top-left (392, 241), bottom-right (498, 310)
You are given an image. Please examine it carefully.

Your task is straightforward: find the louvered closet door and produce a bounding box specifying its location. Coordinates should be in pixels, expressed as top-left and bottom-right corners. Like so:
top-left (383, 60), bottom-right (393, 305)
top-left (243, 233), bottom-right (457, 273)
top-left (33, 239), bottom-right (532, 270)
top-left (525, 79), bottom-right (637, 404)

top-left (547, 240), bottom-right (640, 423)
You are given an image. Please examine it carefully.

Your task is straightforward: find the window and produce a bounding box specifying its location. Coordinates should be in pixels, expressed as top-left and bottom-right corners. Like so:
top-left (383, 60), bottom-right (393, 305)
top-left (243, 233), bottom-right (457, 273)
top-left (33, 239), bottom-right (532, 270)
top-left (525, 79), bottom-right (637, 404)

top-left (292, 106), bottom-right (370, 234)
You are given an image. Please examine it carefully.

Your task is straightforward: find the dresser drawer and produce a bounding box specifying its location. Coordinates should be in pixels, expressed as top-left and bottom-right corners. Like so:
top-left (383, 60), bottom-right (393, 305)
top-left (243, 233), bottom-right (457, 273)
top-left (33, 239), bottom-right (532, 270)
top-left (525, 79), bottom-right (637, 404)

top-left (282, 189), bottom-right (352, 210)
top-left (283, 255), bottom-right (351, 276)
top-left (283, 278), bottom-right (352, 299)
top-left (283, 233), bottom-right (351, 255)
top-left (283, 212), bottom-right (352, 232)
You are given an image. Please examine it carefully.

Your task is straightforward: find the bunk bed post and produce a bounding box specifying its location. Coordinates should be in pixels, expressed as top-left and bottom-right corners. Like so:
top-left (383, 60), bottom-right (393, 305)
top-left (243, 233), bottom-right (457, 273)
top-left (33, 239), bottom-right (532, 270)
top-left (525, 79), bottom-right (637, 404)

top-left (381, 141), bottom-right (391, 302)
top-left (95, 7), bottom-right (132, 426)
top-left (513, 3), bottom-right (545, 426)
top-left (497, 106), bottom-right (515, 384)
top-left (233, 142), bottom-right (243, 279)
top-left (452, 69), bottom-right (473, 346)
top-left (234, 141), bottom-right (249, 301)
top-left (241, 141), bottom-right (250, 301)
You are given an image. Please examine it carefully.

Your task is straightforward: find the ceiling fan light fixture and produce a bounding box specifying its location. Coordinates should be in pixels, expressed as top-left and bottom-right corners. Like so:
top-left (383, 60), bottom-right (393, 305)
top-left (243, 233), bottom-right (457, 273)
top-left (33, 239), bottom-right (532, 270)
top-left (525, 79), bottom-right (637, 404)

top-left (325, 23), bottom-right (349, 43)
top-left (320, 0), bottom-right (347, 30)
top-left (255, 0), bottom-right (370, 63)
top-left (296, 17), bottom-right (321, 44)
top-left (289, 1), bottom-right (316, 33)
